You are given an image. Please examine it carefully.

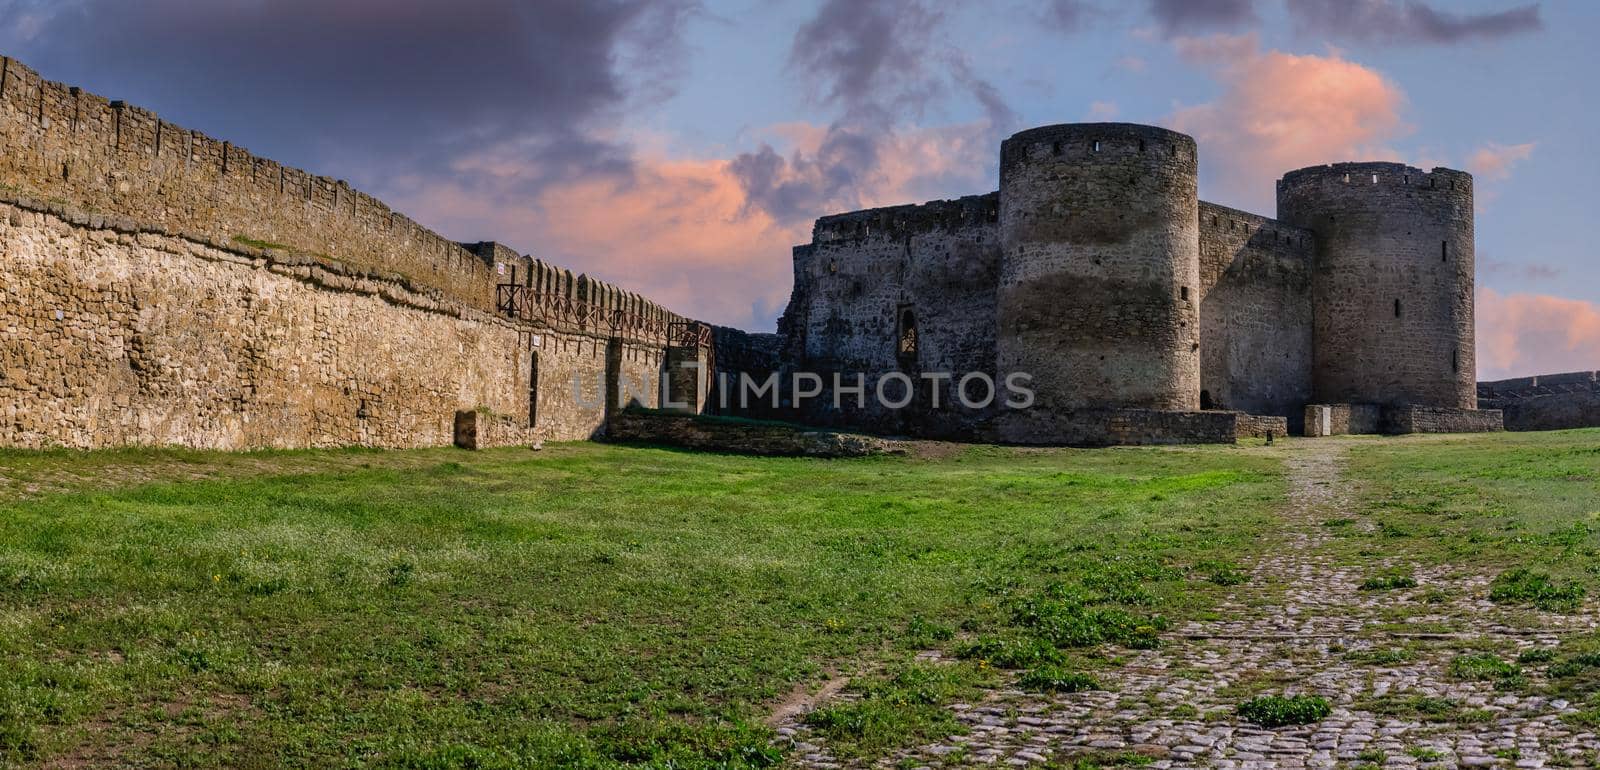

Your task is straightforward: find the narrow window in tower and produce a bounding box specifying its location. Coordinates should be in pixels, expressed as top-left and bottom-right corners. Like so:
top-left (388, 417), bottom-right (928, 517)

top-left (1372, 174), bottom-right (1379, 184)
top-left (1343, 173), bottom-right (1350, 183)
top-left (1052, 141), bottom-right (1062, 156)
top-left (897, 306), bottom-right (918, 360)
top-left (1452, 349), bottom-right (1459, 373)
top-left (1394, 299), bottom-right (1402, 318)
top-left (1138, 139), bottom-right (1146, 152)
top-left (1093, 140), bottom-right (1101, 152)
top-left (1441, 240), bottom-right (1448, 262)
top-left (1180, 286), bottom-right (1189, 301)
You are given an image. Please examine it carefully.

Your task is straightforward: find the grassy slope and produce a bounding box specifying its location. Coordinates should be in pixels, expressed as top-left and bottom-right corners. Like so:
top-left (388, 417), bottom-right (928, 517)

top-left (0, 442), bottom-right (1283, 768)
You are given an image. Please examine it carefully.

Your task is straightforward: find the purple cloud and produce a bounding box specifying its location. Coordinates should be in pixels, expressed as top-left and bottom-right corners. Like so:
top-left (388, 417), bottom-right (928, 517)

top-left (1148, 0), bottom-right (1257, 37)
top-left (0, 0), bottom-right (698, 194)
top-left (1286, 0), bottom-right (1541, 45)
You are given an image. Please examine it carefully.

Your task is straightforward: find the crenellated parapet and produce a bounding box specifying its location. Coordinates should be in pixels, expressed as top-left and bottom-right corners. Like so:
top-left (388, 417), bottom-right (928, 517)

top-left (481, 247), bottom-right (688, 343)
top-left (0, 54), bottom-right (689, 344)
top-left (810, 194), bottom-right (999, 244)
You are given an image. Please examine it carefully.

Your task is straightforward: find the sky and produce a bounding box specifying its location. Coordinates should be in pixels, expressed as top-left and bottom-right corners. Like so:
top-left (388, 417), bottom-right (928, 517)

top-left (0, 0), bottom-right (1594, 379)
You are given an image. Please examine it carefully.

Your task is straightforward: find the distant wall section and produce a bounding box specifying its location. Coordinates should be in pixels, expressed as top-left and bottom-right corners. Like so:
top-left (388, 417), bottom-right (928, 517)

top-left (1479, 371), bottom-right (1600, 431)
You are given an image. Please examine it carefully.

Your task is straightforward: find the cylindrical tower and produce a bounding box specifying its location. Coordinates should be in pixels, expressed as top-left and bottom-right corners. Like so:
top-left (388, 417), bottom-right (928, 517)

top-left (995, 123), bottom-right (1201, 414)
top-left (1276, 162), bottom-right (1475, 409)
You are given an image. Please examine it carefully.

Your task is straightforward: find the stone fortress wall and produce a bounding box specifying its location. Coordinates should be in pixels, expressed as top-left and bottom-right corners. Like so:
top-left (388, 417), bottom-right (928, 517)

top-left (771, 122), bottom-right (1503, 443)
top-left (0, 54), bottom-right (694, 450)
top-left (777, 194), bottom-right (1001, 438)
top-left (0, 49), bottom-right (1532, 450)
top-left (1196, 201), bottom-right (1314, 433)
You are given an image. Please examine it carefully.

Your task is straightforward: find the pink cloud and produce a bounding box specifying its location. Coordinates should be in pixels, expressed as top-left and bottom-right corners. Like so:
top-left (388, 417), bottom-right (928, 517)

top-left (390, 119), bottom-right (999, 330)
top-left (1476, 287), bottom-right (1600, 380)
top-left (396, 153), bottom-right (803, 329)
top-left (1166, 33), bottom-right (1410, 213)
top-left (525, 156), bottom-right (803, 326)
top-left (1465, 141), bottom-right (1535, 212)
top-left (1467, 141), bottom-right (1536, 181)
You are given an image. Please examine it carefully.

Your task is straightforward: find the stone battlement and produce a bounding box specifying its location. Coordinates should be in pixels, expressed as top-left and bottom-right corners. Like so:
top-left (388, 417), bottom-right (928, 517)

top-left (1277, 162), bottom-right (1473, 198)
top-left (0, 53), bottom-right (701, 452)
top-left (1199, 201), bottom-right (1314, 255)
top-left (998, 122), bottom-right (1196, 173)
top-left (0, 54), bottom-right (686, 342)
top-left (811, 193), bottom-right (999, 244)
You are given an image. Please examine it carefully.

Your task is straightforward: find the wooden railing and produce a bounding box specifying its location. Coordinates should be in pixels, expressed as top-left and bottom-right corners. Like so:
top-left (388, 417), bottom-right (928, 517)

top-left (495, 284), bottom-right (677, 341)
top-left (667, 321), bottom-right (713, 349)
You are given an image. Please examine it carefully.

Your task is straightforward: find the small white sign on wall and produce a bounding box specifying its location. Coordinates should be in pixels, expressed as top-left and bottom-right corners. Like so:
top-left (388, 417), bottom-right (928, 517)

top-left (496, 263), bottom-right (506, 276)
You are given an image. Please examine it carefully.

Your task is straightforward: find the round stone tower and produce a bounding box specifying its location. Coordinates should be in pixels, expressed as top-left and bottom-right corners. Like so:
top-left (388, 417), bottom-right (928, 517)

top-left (995, 123), bottom-right (1201, 417)
top-left (1276, 162), bottom-right (1475, 409)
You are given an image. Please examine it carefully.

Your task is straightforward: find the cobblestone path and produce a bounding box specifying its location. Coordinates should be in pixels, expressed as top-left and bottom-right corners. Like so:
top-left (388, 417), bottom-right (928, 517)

top-left (781, 442), bottom-right (1600, 768)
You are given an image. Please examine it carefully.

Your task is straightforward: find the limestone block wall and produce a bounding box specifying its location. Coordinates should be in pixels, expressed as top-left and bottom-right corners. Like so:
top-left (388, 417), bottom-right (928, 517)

top-left (1382, 406), bottom-right (1503, 434)
top-left (0, 53), bottom-right (700, 452)
top-left (0, 197), bottom-right (675, 449)
top-left (526, 332), bottom-right (667, 442)
top-left (1302, 404), bottom-right (1383, 437)
top-left (1493, 392), bottom-right (1600, 432)
top-left (1197, 201), bottom-right (1314, 431)
top-left (705, 326), bottom-right (786, 420)
top-left (0, 200), bottom-right (528, 449)
top-left (1001, 409), bottom-right (1240, 447)
top-left (1233, 413), bottom-right (1289, 440)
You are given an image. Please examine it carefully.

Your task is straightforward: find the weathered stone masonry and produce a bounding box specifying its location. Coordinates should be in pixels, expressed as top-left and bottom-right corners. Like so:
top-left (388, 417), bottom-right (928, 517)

top-left (0, 55), bottom-right (695, 450)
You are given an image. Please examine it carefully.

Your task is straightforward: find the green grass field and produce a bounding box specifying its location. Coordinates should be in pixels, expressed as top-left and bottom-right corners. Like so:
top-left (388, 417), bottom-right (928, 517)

top-left (1341, 431), bottom-right (1600, 579)
top-left (0, 430), bottom-right (1595, 768)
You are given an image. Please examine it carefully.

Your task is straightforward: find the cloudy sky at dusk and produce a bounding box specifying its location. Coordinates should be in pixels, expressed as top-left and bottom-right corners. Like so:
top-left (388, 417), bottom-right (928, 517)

top-left (0, 0), bottom-right (1594, 378)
